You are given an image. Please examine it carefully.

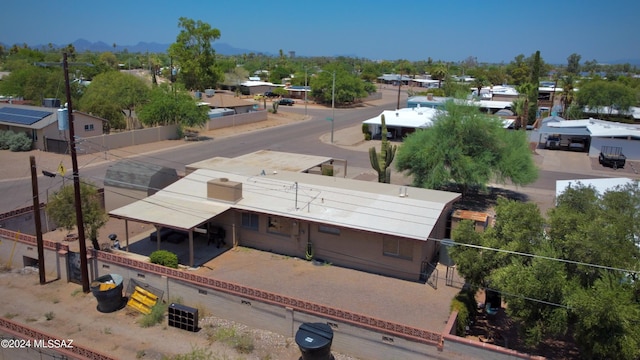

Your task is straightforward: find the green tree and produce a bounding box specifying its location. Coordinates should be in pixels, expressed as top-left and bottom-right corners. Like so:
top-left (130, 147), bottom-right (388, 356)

top-left (395, 99), bottom-right (538, 195)
top-left (510, 97), bottom-right (527, 129)
top-left (368, 114), bottom-right (397, 183)
top-left (223, 65), bottom-right (249, 93)
top-left (566, 53), bottom-right (581, 75)
top-left (79, 71), bottom-right (150, 130)
top-left (310, 64), bottom-right (370, 105)
top-left (431, 63), bottom-right (447, 88)
top-left (547, 182), bottom-right (640, 358)
top-left (576, 80), bottom-right (636, 119)
top-left (566, 274), bottom-right (640, 360)
top-left (98, 51), bottom-right (119, 69)
top-left (528, 51), bottom-right (542, 125)
top-left (137, 83), bottom-right (208, 129)
top-left (168, 17), bottom-right (222, 90)
top-left (46, 181), bottom-right (108, 250)
top-left (451, 182), bottom-right (640, 358)
top-left (516, 83), bottom-right (536, 127)
top-left (559, 74), bottom-right (577, 117)
top-left (506, 54), bottom-right (530, 85)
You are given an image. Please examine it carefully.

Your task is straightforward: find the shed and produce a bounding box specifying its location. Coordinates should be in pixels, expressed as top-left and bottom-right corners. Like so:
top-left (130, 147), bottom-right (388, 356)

top-left (104, 161), bottom-right (179, 211)
top-left (450, 209), bottom-right (491, 232)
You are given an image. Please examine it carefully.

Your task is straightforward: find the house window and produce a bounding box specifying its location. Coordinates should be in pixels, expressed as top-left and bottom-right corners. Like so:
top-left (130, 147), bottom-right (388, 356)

top-left (318, 225), bottom-right (340, 235)
top-left (382, 236), bottom-right (413, 260)
top-left (84, 124), bottom-right (94, 131)
top-left (267, 216), bottom-right (292, 236)
top-left (241, 213), bottom-right (259, 231)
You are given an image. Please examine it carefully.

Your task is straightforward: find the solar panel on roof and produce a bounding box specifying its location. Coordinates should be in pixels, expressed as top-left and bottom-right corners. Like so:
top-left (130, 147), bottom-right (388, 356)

top-left (0, 107), bottom-right (53, 126)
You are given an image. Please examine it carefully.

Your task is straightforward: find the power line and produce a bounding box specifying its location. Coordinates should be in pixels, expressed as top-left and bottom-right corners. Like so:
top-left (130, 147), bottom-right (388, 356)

top-left (32, 137), bottom-right (640, 278)
top-left (429, 237), bottom-right (640, 275)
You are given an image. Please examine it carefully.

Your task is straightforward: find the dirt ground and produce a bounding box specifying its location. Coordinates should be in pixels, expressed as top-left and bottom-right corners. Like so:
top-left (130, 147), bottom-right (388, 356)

top-left (0, 268), bottom-right (355, 360)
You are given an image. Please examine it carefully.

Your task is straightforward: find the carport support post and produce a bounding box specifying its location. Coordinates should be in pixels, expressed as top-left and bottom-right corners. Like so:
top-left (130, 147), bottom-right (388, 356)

top-left (156, 225), bottom-right (161, 251)
top-left (188, 230), bottom-right (194, 267)
top-left (125, 220), bottom-right (129, 252)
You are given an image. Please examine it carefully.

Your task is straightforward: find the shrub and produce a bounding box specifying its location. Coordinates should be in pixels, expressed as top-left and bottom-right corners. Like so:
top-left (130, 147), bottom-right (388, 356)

top-left (149, 250), bottom-right (179, 268)
top-left (138, 302), bottom-right (167, 327)
top-left (8, 132), bottom-right (33, 151)
top-left (272, 102), bottom-right (279, 114)
top-left (450, 289), bottom-right (477, 335)
top-left (209, 327), bottom-right (254, 354)
top-left (0, 130), bottom-right (14, 150)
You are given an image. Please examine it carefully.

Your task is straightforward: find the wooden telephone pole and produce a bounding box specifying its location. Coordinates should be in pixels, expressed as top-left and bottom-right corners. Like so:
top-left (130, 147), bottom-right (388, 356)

top-left (30, 156), bottom-right (46, 285)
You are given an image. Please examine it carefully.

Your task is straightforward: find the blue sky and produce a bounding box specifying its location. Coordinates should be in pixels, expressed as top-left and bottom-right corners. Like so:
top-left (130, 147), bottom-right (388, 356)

top-left (1, 0), bottom-right (638, 64)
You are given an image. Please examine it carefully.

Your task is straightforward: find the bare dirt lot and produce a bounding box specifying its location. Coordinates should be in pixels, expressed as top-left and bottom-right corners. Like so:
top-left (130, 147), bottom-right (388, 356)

top-left (0, 268), bottom-right (355, 360)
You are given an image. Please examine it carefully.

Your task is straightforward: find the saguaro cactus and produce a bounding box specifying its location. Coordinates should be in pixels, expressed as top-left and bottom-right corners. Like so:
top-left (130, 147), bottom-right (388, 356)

top-left (369, 114), bottom-right (397, 183)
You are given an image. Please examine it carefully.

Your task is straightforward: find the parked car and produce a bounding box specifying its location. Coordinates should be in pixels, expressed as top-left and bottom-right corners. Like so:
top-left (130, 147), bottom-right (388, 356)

top-left (264, 91), bottom-right (279, 98)
top-left (278, 98), bottom-right (295, 106)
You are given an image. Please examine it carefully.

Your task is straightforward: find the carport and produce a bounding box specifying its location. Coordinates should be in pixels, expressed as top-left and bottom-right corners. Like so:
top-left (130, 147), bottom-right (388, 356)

top-left (537, 116), bottom-right (591, 150)
top-left (109, 181), bottom-right (232, 268)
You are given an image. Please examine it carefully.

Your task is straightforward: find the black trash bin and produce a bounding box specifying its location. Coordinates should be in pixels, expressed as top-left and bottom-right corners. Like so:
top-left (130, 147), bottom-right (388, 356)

top-left (295, 322), bottom-right (334, 360)
top-left (90, 274), bottom-right (124, 313)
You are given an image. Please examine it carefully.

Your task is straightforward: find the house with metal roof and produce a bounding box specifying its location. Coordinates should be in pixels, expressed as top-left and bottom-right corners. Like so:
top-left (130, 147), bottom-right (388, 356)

top-left (0, 104), bottom-right (107, 153)
top-left (538, 116), bottom-right (640, 159)
top-left (196, 91), bottom-right (256, 114)
top-left (239, 80), bottom-right (280, 95)
top-left (363, 107), bottom-right (439, 140)
top-left (109, 153), bottom-right (461, 281)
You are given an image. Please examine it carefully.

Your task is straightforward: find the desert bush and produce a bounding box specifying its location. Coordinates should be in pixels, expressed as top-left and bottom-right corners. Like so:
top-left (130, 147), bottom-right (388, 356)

top-left (149, 250), bottom-right (179, 268)
top-left (0, 130), bottom-right (15, 150)
top-left (138, 302), bottom-right (167, 328)
top-left (209, 326), bottom-right (254, 354)
top-left (8, 132), bottom-right (33, 151)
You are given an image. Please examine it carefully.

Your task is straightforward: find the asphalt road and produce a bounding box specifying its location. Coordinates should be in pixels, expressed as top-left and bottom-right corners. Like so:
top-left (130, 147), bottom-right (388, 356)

top-left (0, 90), bottom-right (604, 214)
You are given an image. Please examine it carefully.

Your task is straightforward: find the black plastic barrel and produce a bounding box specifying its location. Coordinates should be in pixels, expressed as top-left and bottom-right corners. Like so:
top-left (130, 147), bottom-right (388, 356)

top-left (295, 322), bottom-right (334, 360)
top-left (90, 274), bottom-right (124, 313)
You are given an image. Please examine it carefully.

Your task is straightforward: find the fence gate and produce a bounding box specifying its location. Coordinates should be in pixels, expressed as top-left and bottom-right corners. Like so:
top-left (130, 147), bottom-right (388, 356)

top-left (45, 138), bottom-right (68, 154)
top-left (420, 260), bottom-right (438, 289)
top-left (67, 251), bottom-right (82, 284)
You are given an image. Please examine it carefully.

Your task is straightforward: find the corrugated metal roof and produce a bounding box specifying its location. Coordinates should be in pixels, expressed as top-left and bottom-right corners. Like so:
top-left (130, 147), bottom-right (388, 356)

top-left (110, 167), bottom-right (461, 240)
top-left (186, 150), bottom-right (334, 174)
top-left (363, 108), bottom-right (439, 128)
top-left (104, 161), bottom-right (179, 193)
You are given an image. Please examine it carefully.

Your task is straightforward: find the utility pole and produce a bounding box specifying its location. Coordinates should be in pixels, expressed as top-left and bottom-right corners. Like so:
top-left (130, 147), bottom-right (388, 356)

top-left (304, 68), bottom-right (308, 117)
top-left (63, 53), bottom-right (90, 293)
top-left (331, 71), bottom-right (335, 144)
top-left (30, 156), bottom-right (46, 285)
top-left (396, 73), bottom-right (402, 110)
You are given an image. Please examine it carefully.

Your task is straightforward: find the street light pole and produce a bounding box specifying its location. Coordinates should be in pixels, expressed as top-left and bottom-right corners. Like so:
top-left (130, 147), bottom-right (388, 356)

top-left (331, 71), bottom-right (335, 144)
top-left (63, 53), bottom-right (91, 293)
top-left (304, 68), bottom-right (308, 117)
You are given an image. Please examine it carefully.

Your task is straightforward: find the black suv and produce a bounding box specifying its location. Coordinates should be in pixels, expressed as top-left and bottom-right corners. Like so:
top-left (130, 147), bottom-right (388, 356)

top-left (278, 98), bottom-right (295, 106)
top-left (264, 91), bottom-right (279, 98)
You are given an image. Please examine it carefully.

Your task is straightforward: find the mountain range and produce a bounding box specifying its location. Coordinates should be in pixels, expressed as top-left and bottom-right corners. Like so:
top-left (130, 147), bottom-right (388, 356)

top-left (3, 38), bottom-right (265, 56)
top-left (2, 39), bottom-right (639, 65)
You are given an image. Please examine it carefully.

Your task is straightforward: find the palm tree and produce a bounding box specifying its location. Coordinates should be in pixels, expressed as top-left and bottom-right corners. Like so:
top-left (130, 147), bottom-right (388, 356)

top-left (511, 97), bottom-right (527, 129)
top-left (560, 75), bottom-right (576, 117)
top-left (516, 83), bottom-right (535, 128)
top-left (431, 64), bottom-right (447, 88)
